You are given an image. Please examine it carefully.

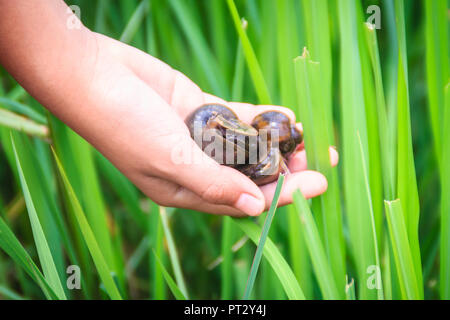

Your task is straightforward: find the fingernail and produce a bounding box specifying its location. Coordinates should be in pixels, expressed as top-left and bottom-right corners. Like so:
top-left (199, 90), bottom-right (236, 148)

top-left (235, 194), bottom-right (264, 216)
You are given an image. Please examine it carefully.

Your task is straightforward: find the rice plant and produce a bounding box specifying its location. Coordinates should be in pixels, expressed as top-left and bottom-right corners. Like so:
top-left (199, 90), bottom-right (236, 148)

top-left (0, 0), bottom-right (448, 300)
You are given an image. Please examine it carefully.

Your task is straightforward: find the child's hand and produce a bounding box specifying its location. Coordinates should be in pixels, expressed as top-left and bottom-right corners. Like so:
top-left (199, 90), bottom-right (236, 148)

top-left (0, 1), bottom-right (338, 216)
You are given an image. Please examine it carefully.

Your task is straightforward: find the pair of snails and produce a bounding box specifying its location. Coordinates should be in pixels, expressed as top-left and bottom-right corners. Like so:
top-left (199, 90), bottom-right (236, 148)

top-left (185, 104), bottom-right (302, 185)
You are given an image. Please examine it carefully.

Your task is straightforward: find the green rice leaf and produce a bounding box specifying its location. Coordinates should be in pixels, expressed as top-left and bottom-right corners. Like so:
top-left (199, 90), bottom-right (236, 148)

top-left (11, 133), bottom-right (66, 300)
top-left (0, 109), bottom-right (48, 138)
top-left (168, 0), bottom-right (228, 97)
top-left (119, 0), bottom-right (149, 44)
top-left (394, 0), bottom-right (423, 297)
top-left (292, 189), bottom-right (340, 300)
top-left (153, 250), bottom-right (186, 300)
top-left (48, 115), bottom-right (116, 280)
top-left (384, 199), bottom-right (420, 299)
top-left (232, 217), bottom-right (305, 300)
top-left (425, 0), bottom-right (449, 164)
top-left (364, 23), bottom-right (395, 199)
top-left (159, 206), bottom-right (189, 299)
top-left (357, 131), bottom-right (384, 299)
top-left (345, 277), bottom-right (356, 300)
top-left (294, 49), bottom-right (346, 296)
top-left (337, 0), bottom-right (377, 299)
top-left (0, 285), bottom-right (26, 300)
top-left (276, 0), bottom-right (301, 111)
top-left (52, 148), bottom-right (122, 300)
top-left (148, 202), bottom-right (166, 300)
top-left (243, 174), bottom-right (284, 299)
top-left (0, 97), bottom-right (47, 124)
top-left (225, 0), bottom-right (271, 104)
top-left (0, 216), bottom-right (58, 300)
top-left (441, 83), bottom-right (450, 298)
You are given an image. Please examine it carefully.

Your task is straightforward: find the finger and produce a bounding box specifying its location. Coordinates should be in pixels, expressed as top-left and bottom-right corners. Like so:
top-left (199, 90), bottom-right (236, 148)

top-left (287, 149), bottom-right (308, 172)
top-left (330, 147), bottom-right (339, 166)
top-left (162, 134), bottom-right (266, 216)
top-left (259, 170), bottom-right (328, 209)
top-left (133, 174), bottom-right (256, 217)
top-left (288, 147), bottom-right (339, 172)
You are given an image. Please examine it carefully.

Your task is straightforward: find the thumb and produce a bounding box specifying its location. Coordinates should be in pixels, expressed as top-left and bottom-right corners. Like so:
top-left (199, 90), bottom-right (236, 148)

top-left (165, 136), bottom-right (265, 216)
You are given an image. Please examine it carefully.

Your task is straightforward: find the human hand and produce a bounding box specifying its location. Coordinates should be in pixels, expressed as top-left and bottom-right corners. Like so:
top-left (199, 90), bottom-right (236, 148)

top-left (85, 33), bottom-right (338, 216)
top-left (0, 1), bottom-right (338, 217)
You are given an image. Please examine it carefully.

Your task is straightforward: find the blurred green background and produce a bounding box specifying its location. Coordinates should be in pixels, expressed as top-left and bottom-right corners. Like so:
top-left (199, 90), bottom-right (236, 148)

top-left (0, 0), bottom-right (448, 300)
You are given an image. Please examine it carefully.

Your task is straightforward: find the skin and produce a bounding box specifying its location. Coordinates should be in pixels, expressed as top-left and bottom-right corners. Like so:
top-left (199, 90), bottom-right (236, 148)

top-left (0, 0), bottom-right (338, 217)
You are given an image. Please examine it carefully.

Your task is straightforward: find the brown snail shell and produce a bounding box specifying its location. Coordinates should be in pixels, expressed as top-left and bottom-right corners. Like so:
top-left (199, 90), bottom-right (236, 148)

top-left (251, 111), bottom-right (302, 158)
top-left (185, 104), bottom-right (302, 185)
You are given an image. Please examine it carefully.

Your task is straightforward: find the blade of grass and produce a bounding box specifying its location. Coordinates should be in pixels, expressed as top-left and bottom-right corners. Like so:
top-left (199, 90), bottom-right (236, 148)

top-left (345, 277), bottom-right (356, 300)
top-left (357, 131), bottom-right (384, 299)
top-left (168, 0), bottom-right (228, 98)
top-left (0, 97), bottom-right (47, 124)
top-left (96, 153), bottom-right (147, 229)
top-left (52, 148), bottom-right (122, 300)
top-left (394, 0), bottom-right (423, 297)
top-left (292, 189), bottom-right (340, 300)
top-left (276, 0), bottom-right (301, 111)
top-left (230, 18), bottom-right (247, 102)
top-left (440, 83), bottom-right (450, 298)
top-left (243, 174), bottom-right (284, 299)
top-left (0, 216), bottom-right (58, 300)
top-left (207, 0), bottom-right (232, 83)
top-left (357, 9), bottom-right (384, 251)
top-left (294, 49), bottom-right (346, 296)
top-left (5, 85), bottom-right (27, 101)
top-left (257, 0), bottom-right (277, 100)
top-left (0, 109), bottom-right (48, 138)
top-left (337, 0), bottom-right (378, 299)
top-left (11, 133), bottom-right (66, 300)
top-left (0, 285), bottom-right (26, 300)
top-left (48, 114), bottom-right (117, 284)
top-left (11, 132), bottom-right (84, 298)
top-left (221, 217), bottom-right (234, 300)
top-left (209, 236), bottom-right (248, 270)
top-left (276, 0), bottom-right (312, 298)
top-left (301, 0), bottom-right (333, 134)
top-left (364, 20), bottom-right (397, 300)
top-left (425, 0), bottom-right (449, 165)
top-left (159, 206), bottom-right (189, 299)
top-left (149, 202), bottom-right (166, 300)
top-left (286, 204), bottom-right (312, 298)
top-left (119, 0), bottom-right (149, 45)
top-left (153, 250), bottom-right (186, 300)
top-left (384, 199), bottom-right (421, 299)
top-left (47, 115), bottom-right (95, 296)
top-left (382, 235), bottom-right (393, 300)
top-left (225, 0), bottom-right (271, 104)
top-left (232, 217), bottom-right (305, 300)
top-left (364, 22), bottom-right (395, 199)
top-left (144, 0), bottom-right (157, 55)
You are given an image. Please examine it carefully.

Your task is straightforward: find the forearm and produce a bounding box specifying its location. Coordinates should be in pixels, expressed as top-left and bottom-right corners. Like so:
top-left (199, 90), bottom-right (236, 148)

top-left (0, 0), bottom-right (97, 120)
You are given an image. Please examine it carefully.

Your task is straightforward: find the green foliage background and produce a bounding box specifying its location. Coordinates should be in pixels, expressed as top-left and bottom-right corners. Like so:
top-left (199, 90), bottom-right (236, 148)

top-left (0, 0), bottom-right (448, 300)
